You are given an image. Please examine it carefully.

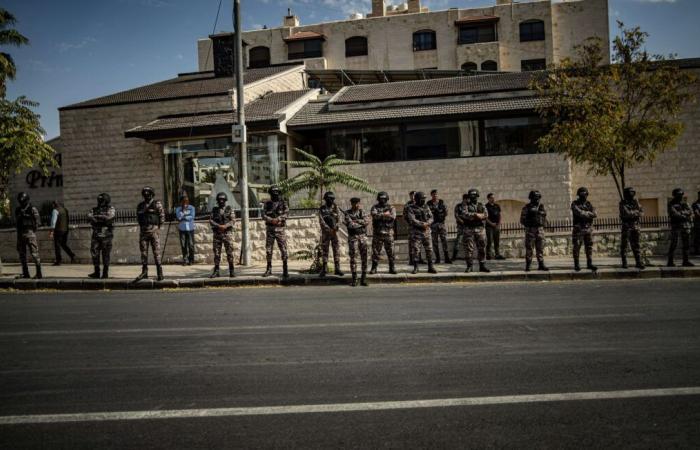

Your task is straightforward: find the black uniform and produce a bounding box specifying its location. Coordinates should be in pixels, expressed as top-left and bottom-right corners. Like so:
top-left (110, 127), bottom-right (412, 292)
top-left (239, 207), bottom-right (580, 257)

top-left (454, 200), bottom-right (488, 271)
top-left (619, 196), bottom-right (643, 268)
top-left (15, 201), bottom-right (42, 279)
top-left (344, 207), bottom-right (369, 283)
top-left (571, 198), bottom-right (597, 270)
top-left (88, 202), bottom-right (115, 278)
top-left (668, 197), bottom-right (693, 266)
top-left (427, 199), bottom-right (449, 263)
top-left (405, 196), bottom-right (435, 274)
top-left (485, 202), bottom-right (502, 259)
top-left (693, 198), bottom-right (700, 255)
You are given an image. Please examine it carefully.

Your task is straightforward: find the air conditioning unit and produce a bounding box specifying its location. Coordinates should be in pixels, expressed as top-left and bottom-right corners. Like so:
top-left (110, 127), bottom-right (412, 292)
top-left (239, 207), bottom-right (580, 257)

top-left (349, 12), bottom-right (364, 20)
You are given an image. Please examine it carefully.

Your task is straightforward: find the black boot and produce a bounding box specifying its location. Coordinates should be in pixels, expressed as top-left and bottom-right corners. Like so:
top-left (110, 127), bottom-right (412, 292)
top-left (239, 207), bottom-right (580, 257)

top-left (667, 256), bottom-right (675, 267)
top-left (445, 255), bottom-right (452, 264)
top-left (88, 265), bottom-right (101, 279)
top-left (434, 249), bottom-right (441, 265)
top-left (621, 254), bottom-right (628, 269)
top-left (351, 272), bottom-right (358, 287)
top-left (586, 258), bottom-right (597, 272)
top-left (427, 263), bottom-right (437, 274)
top-left (682, 256), bottom-right (695, 267)
top-left (451, 250), bottom-right (458, 262)
top-left (412, 263), bottom-right (419, 274)
top-left (334, 262), bottom-right (344, 277)
top-left (282, 260), bottom-right (289, 279)
top-left (18, 262), bottom-right (31, 279)
top-left (229, 263), bottom-right (235, 278)
top-left (538, 261), bottom-right (549, 271)
top-left (209, 265), bottom-right (220, 278)
top-left (134, 265), bottom-right (148, 282)
top-left (370, 261), bottom-right (378, 275)
top-left (156, 265), bottom-right (164, 281)
top-left (634, 254), bottom-right (645, 270)
top-left (479, 262), bottom-right (490, 273)
top-left (388, 261), bottom-right (397, 275)
top-left (33, 263), bottom-right (43, 280)
top-left (574, 256), bottom-right (581, 272)
top-left (525, 260), bottom-right (532, 272)
top-left (319, 263), bottom-right (327, 278)
top-left (263, 261), bottom-right (272, 277)
top-left (465, 264), bottom-right (473, 273)
top-left (360, 271), bottom-right (369, 287)
top-left (102, 266), bottom-right (109, 279)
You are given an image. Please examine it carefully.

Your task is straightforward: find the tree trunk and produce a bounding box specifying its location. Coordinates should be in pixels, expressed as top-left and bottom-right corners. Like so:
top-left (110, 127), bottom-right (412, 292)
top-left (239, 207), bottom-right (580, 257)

top-left (609, 161), bottom-right (623, 201)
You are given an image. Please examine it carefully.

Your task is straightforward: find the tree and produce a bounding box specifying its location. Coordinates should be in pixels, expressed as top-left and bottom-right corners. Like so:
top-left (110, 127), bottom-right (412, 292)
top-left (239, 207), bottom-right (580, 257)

top-left (0, 8), bottom-right (29, 98)
top-left (532, 22), bottom-right (697, 200)
top-left (278, 147), bottom-right (376, 204)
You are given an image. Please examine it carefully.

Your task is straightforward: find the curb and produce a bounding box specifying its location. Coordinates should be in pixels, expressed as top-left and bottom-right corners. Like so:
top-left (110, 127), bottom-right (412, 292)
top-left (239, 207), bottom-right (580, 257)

top-left (0, 267), bottom-right (699, 291)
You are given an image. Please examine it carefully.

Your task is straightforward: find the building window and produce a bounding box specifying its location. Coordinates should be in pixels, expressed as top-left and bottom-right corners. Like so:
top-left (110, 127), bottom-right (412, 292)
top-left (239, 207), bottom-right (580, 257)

top-left (520, 20), bottom-right (545, 42)
top-left (345, 36), bottom-right (368, 57)
top-left (249, 46), bottom-right (271, 68)
top-left (483, 116), bottom-right (549, 156)
top-left (458, 24), bottom-right (497, 45)
top-left (287, 39), bottom-right (323, 60)
top-left (481, 60), bottom-right (498, 71)
top-left (330, 126), bottom-right (401, 163)
top-left (521, 58), bottom-right (547, 72)
top-left (405, 121), bottom-right (480, 160)
top-left (461, 62), bottom-right (478, 72)
top-left (413, 30), bottom-right (436, 52)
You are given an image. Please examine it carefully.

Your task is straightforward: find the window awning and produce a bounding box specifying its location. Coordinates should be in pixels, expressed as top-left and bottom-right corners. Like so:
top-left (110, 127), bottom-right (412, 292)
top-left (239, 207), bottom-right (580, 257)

top-left (454, 15), bottom-right (500, 25)
top-left (283, 31), bottom-right (325, 42)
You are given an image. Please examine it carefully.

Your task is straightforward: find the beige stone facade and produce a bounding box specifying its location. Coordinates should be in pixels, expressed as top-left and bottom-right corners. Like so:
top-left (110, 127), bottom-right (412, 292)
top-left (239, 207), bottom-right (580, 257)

top-left (199, 0), bottom-right (609, 73)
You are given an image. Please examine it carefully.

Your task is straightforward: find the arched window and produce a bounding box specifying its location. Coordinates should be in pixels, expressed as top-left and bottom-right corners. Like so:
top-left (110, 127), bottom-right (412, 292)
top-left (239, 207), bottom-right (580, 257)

top-left (481, 60), bottom-right (497, 71)
top-left (413, 30), bottom-right (436, 51)
top-left (520, 20), bottom-right (545, 42)
top-left (461, 62), bottom-right (478, 72)
top-left (248, 46), bottom-right (271, 68)
top-left (345, 36), bottom-right (368, 57)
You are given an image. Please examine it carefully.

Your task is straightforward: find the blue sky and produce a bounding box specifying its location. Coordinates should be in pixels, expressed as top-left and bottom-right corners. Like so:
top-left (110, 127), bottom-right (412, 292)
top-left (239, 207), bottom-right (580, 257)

top-left (4, 0), bottom-right (699, 139)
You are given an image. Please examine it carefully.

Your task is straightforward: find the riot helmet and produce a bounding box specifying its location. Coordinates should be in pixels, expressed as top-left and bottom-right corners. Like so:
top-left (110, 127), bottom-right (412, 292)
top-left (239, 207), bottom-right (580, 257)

top-left (323, 191), bottom-right (336, 205)
top-left (672, 188), bottom-right (684, 201)
top-left (350, 197), bottom-right (361, 209)
top-left (623, 187), bottom-right (636, 201)
top-left (467, 189), bottom-right (479, 203)
top-left (269, 185), bottom-right (282, 201)
top-left (414, 191), bottom-right (427, 207)
top-left (17, 192), bottom-right (30, 208)
top-left (577, 187), bottom-right (589, 201)
top-left (216, 192), bottom-right (227, 207)
top-left (529, 190), bottom-right (542, 203)
top-left (142, 186), bottom-right (155, 201)
top-left (97, 193), bottom-right (111, 207)
top-left (377, 191), bottom-right (389, 206)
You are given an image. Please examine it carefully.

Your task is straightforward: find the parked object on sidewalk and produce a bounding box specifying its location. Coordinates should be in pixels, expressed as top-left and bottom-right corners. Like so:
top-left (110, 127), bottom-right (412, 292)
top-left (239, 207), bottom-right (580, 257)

top-left (14, 192), bottom-right (42, 279)
top-left (87, 193), bottom-right (115, 279)
top-left (175, 193), bottom-right (196, 265)
top-left (49, 201), bottom-right (76, 265)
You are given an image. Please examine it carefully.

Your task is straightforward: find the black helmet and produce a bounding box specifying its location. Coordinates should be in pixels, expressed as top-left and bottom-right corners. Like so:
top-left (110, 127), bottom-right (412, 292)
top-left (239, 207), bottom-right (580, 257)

top-left (672, 188), bottom-right (684, 198)
top-left (269, 185), bottom-right (281, 195)
top-left (142, 186), bottom-right (155, 200)
top-left (216, 192), bottom-right (227, 203)
top-left (467, 189), bottom-right (479, 199)
top-left (529, 190), bottom-right (541, 201)
top-left (577, 187), bottom-right (589, 197)
top-left (623, 187), bottom-right (636, 200)
top-left (17, 192), bottom-right (30, 206)
top-left (97, 193), bottom-right (111, 207)
top-left (323, 191), bottom-right (336, 202)
top-left (414, 191), bottom-right (426, 201)
top-left (377, 191), bottom-right (389, 201)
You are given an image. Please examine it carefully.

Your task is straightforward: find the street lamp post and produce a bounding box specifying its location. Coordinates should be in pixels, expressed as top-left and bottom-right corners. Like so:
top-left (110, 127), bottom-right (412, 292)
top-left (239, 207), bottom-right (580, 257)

top-left (233, 0), bottom-right (250, 265)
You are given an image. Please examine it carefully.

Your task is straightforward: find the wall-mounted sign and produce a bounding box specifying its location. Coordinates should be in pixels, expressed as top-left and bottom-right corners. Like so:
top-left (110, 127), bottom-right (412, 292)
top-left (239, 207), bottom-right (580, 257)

top-left (26, 170), bottom-right (63, 189)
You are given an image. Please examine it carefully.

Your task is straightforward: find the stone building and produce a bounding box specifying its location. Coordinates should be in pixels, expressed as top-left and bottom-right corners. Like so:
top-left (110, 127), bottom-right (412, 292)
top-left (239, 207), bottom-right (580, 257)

top-left (198, 0), bottom-right (609, 74)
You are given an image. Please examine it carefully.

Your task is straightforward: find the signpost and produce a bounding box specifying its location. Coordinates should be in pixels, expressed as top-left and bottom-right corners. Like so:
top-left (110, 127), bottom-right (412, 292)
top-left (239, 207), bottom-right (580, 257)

top-left (233, 0), bottom-right (250, 265)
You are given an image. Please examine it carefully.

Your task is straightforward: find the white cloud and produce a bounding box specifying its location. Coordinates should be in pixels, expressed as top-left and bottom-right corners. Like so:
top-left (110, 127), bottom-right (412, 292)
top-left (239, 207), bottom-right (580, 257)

top-left (57, 37), bottom-right (97, 53)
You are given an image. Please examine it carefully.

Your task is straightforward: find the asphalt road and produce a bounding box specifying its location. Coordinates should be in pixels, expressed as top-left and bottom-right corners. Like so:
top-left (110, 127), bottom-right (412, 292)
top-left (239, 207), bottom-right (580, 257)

top-left (0, 280), bottom-right (699, 449)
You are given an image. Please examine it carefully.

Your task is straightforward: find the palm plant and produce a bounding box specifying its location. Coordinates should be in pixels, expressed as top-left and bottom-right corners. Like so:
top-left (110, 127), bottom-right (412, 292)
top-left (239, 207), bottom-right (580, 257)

top-left (278, 148), bottom-right (376, 202)
top-left (0, 8), bottom-right (30, 97)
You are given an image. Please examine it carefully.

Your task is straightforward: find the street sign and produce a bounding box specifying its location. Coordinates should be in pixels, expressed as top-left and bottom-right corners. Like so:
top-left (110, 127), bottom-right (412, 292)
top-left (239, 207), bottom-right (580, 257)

top-left (232, 124), bottom-right (246, 143)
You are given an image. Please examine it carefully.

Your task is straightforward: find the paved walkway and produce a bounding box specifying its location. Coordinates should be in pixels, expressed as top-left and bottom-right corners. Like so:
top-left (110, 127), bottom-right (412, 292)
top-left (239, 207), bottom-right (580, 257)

top-left (1, 256), bottom-right (698, 290)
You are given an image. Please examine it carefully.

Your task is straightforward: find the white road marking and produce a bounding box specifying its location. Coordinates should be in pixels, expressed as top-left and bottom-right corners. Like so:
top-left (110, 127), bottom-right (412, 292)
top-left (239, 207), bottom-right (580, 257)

top-left (1, 387), bottom-right (698, 425)
top-left (0, 313), bottom-right (645, 337)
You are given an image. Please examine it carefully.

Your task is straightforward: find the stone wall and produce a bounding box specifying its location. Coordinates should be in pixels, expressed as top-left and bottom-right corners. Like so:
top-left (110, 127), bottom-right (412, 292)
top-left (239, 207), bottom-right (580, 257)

top-left (0, 216), bottom-right (332, 265)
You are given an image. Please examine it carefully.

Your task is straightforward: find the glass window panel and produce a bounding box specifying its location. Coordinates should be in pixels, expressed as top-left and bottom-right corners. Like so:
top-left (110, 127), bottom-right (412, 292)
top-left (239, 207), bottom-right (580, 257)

top-left (483, 116), bottom-right (549, 156)
top-left (413, 31), bottom-right (436, 51)
top-left (520, 20), bottom-right (545, 42)
top-left (330, 126), bottom-right (400, 163)
top-left (521, 59), bottom-right (546, 71)
top-left (405, 122), bottom-right (478, 160)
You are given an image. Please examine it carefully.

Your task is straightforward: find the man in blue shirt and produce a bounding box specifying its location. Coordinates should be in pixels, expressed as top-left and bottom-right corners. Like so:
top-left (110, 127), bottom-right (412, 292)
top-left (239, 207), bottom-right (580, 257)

top-left (175, 193), bottom-right (196, 265)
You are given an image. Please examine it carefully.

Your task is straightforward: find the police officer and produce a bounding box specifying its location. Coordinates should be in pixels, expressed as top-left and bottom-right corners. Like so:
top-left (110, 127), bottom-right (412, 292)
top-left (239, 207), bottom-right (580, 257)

top-left (455, 189), bottom-right (490, 273)
top-left (427, 189), bottom-right (451, 264)
top-left (404, 191), bottom-right (425, 265)
top-left (405, 191), bottom-right (437, 274)
top-left (619, 187), bottom-right (645, 269)
top-left (14, 192), bottom-right (42, 279)
top-left (370, 191), bottom-right (397, 274)
top-left (667, 188), bottom-right (694, 267)
top-left (135, 186), bottom-right (165, 282)
top-left (263, 185), bottom-right (289, 278)
top-left (209, 192), bottom-right (235, 278)
top-left (319, 191), bottom-right (343, 277)
top-left (693, 191), bottom-right (700, 256)
top-left (344, 197), bottom-right (369, 286)
top-left (520, 190), bottom-right (549, 272)
top-left (571, 187), bottom-right (597, 272)
top-left (87, 193), bottom-right (115, 279)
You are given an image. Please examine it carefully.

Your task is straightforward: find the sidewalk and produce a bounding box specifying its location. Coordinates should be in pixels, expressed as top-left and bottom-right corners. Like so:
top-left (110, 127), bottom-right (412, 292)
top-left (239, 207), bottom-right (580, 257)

top-left (1, 256), bottom-right (698, 290)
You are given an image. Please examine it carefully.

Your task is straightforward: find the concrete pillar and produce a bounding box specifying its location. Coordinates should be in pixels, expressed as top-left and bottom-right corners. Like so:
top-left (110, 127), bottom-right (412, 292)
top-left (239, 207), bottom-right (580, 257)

top-left (407, 0), bottom-right (421, 13)
top-left (371, 0), bottom-right (385, 17)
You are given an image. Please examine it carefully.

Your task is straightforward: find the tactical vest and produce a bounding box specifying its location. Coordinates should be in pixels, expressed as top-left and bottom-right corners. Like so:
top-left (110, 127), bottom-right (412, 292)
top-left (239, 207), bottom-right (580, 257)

top-left (523, 204), bottom-right (546, 227)
top-left (211, 206), bottom-right (232, 229)
top-left (572, 201), bottom-right (595, 227)
top-left (620, 200), bottom-right (641, 226)
top-left (410, 204), bottom-right (430, 230)
top-left (55, 206), bottom-right (69, 233)
top-left (461, 203), bottom-right (485, 228)
top-left (428, 200), bottom-right (447, 224)
top-left (320, 204), bottom-right (338, 229)
top-left (345, 209), bottom-right (367, 236)
top-left (137, 201), bottom-right (160, 227)
top-left (265, 201), bottom-right (287, 226)
top-left (91, 206), bottom-right (114, 232)
top-left (372, 204), bottom-right (395, 233)
top-left (16, 206), bottom-right (37, 233)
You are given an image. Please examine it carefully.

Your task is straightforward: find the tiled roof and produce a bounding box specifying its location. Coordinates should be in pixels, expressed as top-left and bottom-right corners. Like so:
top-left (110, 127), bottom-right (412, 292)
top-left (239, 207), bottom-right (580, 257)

top-left (288, 95), bottom-right (546, 129)
top-left (61, 64), bottom-right (303, 110)
top-left (331, 71), bottom-right (541, 105)
top-left (125, 89), bottom-right (313, 137)
top-left (455, 15), bottom-right (499, 24)
top-left (284, 31), bottom-right (325, 42)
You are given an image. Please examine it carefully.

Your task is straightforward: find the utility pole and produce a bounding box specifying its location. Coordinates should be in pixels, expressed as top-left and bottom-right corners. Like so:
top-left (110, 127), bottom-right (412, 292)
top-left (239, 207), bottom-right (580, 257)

top-left (233, 0), bottom-right (250, 265)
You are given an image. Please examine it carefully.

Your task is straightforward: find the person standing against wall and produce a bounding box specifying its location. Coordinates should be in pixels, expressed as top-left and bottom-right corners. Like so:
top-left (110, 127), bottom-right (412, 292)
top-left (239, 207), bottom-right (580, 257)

top-left (176, 193), bottom-right (196, 265)
top-left (49, 200), bottom-right (76, 265)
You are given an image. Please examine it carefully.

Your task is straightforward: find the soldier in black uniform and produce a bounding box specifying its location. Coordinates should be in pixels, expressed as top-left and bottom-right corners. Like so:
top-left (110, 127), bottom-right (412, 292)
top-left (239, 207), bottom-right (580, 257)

top-left (14, 192), bottom-right (42, 279)
top-left (428, 189), bottom-right (451, 264)
top-left (344, 197), bottom-right (369, 287)
top-left (319, 191), bottom-right (343, 277)
top-left (405, 191), bottom-right (437, 274)
top-left (455, 189), bottom-right (490, 273)
top-left (571, 187), bottom-right (597, 272)
top-left (520, 190), bottom-right (549, 272)
top-left (370, 191), bottom-right (397, 274)
top-left (263, 185), bottom-right (289, 278)
top-left (209, 192), bottom-right (236, 278)
top-left (693, 191), bottom-right (700, 256)
top-left (667, 188), bottom-right (694, 267)
top-left (135, 186), bottom-right (165, 282)
top-left (619, 187), bottom-right (645, 269)
top-left (485, 193), bottom-right (505, 260)
top-left (87, 193), bottom-right (116, 279)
